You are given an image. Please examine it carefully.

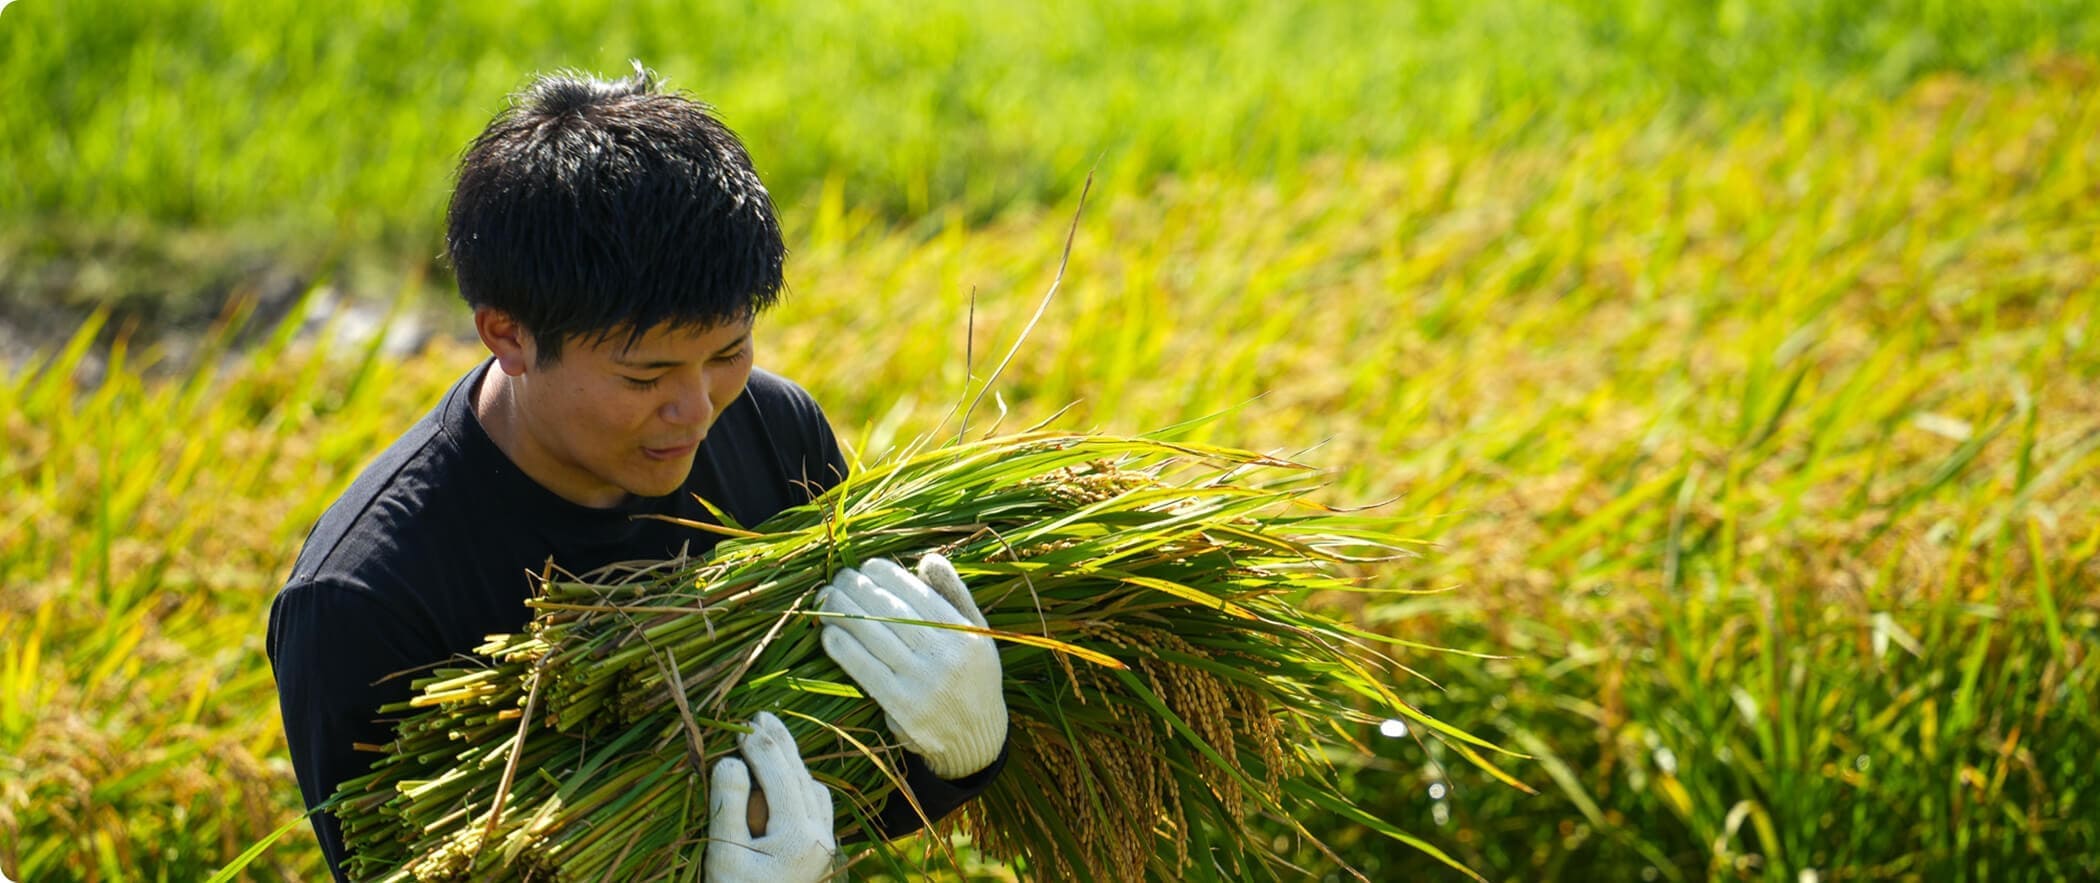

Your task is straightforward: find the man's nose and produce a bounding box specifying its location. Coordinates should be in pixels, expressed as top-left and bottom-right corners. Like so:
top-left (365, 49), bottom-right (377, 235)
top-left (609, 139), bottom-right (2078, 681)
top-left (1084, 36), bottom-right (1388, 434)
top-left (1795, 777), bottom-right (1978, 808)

top-left (659, 379), bottom-right (713, 427)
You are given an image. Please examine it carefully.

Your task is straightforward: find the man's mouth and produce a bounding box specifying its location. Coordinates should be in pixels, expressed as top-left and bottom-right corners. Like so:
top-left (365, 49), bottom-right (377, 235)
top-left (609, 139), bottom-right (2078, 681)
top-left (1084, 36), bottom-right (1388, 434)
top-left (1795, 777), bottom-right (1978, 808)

top-left (641, 441), bottom-right (700, 461)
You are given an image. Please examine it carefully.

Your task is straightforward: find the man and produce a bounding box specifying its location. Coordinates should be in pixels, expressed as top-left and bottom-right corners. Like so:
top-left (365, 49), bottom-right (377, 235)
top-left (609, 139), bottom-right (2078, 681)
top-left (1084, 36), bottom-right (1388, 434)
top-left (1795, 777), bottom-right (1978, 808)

top-left (267, 65), bottom-right (1009, 881)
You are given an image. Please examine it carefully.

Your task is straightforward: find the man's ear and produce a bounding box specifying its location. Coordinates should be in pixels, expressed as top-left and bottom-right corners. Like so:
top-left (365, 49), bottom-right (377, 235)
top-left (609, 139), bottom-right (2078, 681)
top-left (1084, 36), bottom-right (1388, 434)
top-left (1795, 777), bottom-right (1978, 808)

top-left (474, 307), bottom-right (536, 377)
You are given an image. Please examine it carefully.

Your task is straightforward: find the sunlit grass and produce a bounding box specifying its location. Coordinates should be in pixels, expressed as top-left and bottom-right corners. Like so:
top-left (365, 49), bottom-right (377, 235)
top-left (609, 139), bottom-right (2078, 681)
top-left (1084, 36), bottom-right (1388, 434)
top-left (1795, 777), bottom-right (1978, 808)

top-left (3, 56), bottom-right (2097, 882)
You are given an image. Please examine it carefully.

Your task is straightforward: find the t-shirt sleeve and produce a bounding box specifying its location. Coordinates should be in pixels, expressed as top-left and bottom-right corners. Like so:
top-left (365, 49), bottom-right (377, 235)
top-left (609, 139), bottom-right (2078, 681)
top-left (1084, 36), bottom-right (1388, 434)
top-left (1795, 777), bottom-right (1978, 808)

top-left (268, 578), bottom-right (443, 882)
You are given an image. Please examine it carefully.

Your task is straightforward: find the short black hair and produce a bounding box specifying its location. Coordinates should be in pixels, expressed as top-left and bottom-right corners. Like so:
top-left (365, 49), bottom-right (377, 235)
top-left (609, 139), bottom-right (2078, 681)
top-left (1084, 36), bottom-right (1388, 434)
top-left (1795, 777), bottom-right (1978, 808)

top-left (446, 63), bottom-right (785, 364)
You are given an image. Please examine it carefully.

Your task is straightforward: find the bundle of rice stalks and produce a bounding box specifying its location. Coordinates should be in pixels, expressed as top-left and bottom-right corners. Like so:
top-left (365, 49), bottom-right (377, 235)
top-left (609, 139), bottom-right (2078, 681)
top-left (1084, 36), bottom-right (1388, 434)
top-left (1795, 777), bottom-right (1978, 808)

top-left (331, 431), bottom-right (1501, 881)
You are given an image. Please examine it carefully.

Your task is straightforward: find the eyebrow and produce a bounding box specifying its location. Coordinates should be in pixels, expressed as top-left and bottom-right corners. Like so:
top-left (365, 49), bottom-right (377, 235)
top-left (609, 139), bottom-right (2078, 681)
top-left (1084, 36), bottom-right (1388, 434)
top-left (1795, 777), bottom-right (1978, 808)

top-left (612, 332), bottom-right (750, 370)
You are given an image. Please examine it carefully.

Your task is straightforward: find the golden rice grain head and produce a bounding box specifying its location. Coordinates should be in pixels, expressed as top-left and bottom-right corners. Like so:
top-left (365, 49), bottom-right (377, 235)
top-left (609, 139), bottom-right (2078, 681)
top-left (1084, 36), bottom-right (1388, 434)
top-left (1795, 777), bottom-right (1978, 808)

top-left (965, 720), bottom-right (1088, 881)
top-left (1232, 680), bottom-right (1295, 787)
top-left (1022, 460), bottom-right (1161, 507)
top-left (970, 715), bottom-right (1172, 881)
top-left (1157, 756), bottom-right (1190, 871)
top-left (1131, 628), bottom-right (1247, 818)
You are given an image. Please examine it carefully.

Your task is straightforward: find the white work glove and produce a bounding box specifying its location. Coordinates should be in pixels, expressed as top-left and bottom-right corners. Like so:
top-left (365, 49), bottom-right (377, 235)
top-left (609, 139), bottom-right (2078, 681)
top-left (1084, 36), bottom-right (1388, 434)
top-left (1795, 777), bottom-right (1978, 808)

top-left (705, 712), bottom-right (837, 882)
top-left (819, 554), bottom-right (1008, 780)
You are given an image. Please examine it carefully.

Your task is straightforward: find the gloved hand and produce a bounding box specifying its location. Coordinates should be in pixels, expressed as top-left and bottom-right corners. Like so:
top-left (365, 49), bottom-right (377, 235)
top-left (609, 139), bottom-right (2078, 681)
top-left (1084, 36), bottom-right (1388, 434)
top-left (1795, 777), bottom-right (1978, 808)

top-left (705, 712), bottom-right (837, 882)
top-left (819, 554), bottom-right (1008, 780)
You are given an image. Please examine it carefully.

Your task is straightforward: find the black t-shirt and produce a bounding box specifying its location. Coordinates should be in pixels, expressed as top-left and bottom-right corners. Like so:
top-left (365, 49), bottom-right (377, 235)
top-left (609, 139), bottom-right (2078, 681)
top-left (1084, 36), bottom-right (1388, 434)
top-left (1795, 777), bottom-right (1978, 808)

top-left (268, 359), bottom-right (1002, 880)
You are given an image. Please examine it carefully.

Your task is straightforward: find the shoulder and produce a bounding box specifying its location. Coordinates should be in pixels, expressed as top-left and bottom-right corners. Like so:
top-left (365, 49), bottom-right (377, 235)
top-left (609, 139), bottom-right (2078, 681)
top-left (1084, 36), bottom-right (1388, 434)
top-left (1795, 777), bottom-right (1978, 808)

top-left (291, 420), bottom-right (452, 581)
top-left (734, 367), bottom-right (842, 454)
top-left (273, 414), bottom-right (472, 662)
top-left (266, 573), bottom-right (433, 666)
top-left (269, 573), bottom-right (397, 631)
top-left (740, 367), bottom-right (827, 420)
top-left (287, 365), bottom-right (492, 594)
top-left (700, 367), bottom-right (849, 503)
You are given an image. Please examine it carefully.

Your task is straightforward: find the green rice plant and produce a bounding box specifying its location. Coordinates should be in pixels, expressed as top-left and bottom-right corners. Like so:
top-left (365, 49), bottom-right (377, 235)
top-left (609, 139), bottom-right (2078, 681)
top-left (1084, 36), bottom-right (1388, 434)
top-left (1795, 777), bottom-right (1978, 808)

top-left (329, 433), bottom-right (1497, 881)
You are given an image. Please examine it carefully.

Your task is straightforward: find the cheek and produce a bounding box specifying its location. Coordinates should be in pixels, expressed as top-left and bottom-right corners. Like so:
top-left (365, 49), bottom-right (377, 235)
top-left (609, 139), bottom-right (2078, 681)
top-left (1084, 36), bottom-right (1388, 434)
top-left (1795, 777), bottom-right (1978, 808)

top-left (614, 393), bottom-right (665, 437)
top-left (569, 385), bottom-right (657, 450)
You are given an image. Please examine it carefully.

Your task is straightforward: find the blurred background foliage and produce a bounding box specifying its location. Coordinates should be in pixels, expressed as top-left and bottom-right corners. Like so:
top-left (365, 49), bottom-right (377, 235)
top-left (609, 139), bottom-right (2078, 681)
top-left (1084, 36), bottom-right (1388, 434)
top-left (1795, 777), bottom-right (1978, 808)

top-left (2, 1), bottom-right (2097, 880)
top-left (4, 0), bottom-right (2097, 316)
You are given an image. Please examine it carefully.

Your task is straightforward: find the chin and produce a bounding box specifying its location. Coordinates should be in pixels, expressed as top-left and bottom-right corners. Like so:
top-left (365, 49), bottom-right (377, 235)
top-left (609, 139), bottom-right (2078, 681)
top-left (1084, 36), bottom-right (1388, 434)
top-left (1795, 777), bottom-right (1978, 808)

top-left (625, 476), bottom-right (687, 499)
top-left (621, 463), bottom-right (693, 499)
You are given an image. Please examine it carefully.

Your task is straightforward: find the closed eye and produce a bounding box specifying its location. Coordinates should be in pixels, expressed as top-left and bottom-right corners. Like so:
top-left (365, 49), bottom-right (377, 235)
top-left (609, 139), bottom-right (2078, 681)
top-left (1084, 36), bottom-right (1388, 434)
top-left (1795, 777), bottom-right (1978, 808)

top-left (621, 375), bottom-right (664, 390)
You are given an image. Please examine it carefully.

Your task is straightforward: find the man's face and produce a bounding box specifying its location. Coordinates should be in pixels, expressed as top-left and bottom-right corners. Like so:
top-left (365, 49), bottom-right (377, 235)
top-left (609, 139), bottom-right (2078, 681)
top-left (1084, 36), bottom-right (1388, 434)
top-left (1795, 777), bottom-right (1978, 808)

top-left (499, 317), bottom-right (756, 507)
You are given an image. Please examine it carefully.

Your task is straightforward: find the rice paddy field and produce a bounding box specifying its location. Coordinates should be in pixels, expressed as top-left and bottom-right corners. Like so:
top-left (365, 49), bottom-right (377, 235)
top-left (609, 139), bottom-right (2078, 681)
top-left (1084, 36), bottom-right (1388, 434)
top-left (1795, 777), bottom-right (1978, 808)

top-left (3, 1), bottom-right (2099, 880)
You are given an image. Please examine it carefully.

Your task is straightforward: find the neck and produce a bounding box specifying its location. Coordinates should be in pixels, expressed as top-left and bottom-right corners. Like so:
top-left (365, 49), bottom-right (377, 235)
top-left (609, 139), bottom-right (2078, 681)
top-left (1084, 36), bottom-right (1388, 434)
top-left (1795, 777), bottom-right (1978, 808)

top-left (472, 364), bottom-right (627, 509)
